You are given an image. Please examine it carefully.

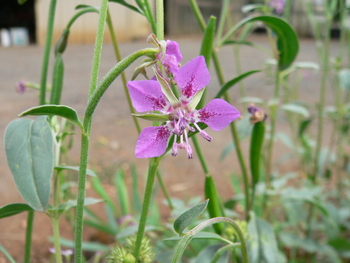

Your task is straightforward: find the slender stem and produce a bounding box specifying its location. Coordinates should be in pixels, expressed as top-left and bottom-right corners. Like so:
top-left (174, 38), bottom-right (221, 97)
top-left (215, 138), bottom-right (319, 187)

top-left (156, 171), bottom-right (174, 209)
top-left (106, 10), bottom-right (141, 133)
top-left (39, 0), bottom-right (57, 105)
top-left (52, 218), bottom-right (63, 263)
top-left (24, 211), bottom-right (34, 263)
top-left (74, 129), bottom-right (91, 263)
top-left (189, 0), bottom-right (251, 220)
top-left (266, 70), bottom-right (280, 187)
top-left (143, 0), bottom-right (157, 33)
top-left (314, 16), bottom-right (331, 181)
top-left (134, 157), bottom-right (161, 262)
top-left (191, 136), bottom-right (210, 175)
top-left (88, 0), bottom-right (109, 97)
top-left (156, 0), bottom-right (164, 40)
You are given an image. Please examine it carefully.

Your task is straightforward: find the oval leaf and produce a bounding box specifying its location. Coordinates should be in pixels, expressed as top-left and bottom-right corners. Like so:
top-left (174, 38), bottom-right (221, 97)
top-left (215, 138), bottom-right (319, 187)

top-left (19, 105), bottom-right (83, 129)
top-left (4, 117), bottom-right (54, 212)
top-left (0, 203), bottom-right (34, 219)
top-left (174, 199), bottom-right (209, 235)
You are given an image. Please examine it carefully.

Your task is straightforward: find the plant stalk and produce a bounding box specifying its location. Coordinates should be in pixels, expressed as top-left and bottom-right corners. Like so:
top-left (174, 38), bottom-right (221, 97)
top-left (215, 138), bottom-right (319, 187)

top-left (24, 210), bottom-right (34, 263)
top-left (39, 0), bottom-right (57, 105)
top-left (134, 157), bottom-right (161, 262)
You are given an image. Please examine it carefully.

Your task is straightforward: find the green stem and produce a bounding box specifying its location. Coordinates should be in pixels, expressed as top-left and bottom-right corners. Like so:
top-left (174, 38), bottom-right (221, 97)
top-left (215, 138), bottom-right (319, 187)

top-left (52, 218), bottom-right (63, 263)
top-left (143, 0), bottom-right (157, 33)
top-left (266, 70), bottom-right (280, 187)
top-left (39, 0), bottom-right (57, 105)
top-left (134, 157), bottom-right (161, 262)
top-left (74, 48), bottom-right (157, 262)
top-left (189, 0), bottom-right (250, 220)
top-left (106, 10), bottom-right (141, 133)
top-left (314, 17), bottom-right (331, 181)
top-left (156, 0), bottom-right (164, 40)
top-left (191, 136), bottom-right (210, 175)
top-left (24, 210), bottom-right (34, 263)
top-left (88, 0), bottom-right (109, 97)
top-left (156, 171), bottom-right (174, 210)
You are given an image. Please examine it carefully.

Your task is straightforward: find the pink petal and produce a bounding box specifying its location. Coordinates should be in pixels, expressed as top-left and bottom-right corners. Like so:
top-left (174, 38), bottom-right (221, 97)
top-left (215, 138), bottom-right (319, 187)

top-left (166, 40), bottom-right (183, 62)
top-left (175, 56), bottom-right (210, 99)
top-left (127, 80), bottom-right (167, 112)
top-left (163, 54), bottom-right (180, 74)
top-left (135, 125), bottom-right (171, 158)
top-left (198, 99), bottom-right (240, 131)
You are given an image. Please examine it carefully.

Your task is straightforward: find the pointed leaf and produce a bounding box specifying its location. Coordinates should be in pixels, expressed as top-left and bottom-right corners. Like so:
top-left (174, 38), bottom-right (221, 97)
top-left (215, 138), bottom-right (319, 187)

top-left (154, 69), bottom-right (179, 105)
top-left (281, 103), bottom-right (310, 117)
top-left (0, 245), bottom-right (16, 263)
top-left (132, 113), bottom-right (170, 122)
top-left (242, 4), bottom-right (265, 13)
top-left (200, 16), bottom-right (216, 67)
top-left (174, 199), bottom-right (209, 235)
top-left (55, 166), bottom-right (97, 177)
top-left (19, 105), bottom-right (83, 129)
top-left (221, 15), bottom-right (299, 70)
top-left (215, 70), bottom-right (261, 98)
top-left (4, 117), bottom-right (54, 212)
top-left (0, 203), bottom-right (34, 219)
top-left (114, 169), bottom-right (130, 215)
top-left (109, 0), bottom-right (143, 15)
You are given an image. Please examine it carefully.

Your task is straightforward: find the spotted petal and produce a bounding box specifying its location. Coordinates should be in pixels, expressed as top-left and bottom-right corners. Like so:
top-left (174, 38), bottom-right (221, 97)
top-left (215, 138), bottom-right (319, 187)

top-left (197, 99), bottom-right (240, 131)
top-left (135, 125), bottom-right (171, 158)
top-left (127, 80), bottom-right (167, 112)
top-left (175, 56), bottom-right (210, 99)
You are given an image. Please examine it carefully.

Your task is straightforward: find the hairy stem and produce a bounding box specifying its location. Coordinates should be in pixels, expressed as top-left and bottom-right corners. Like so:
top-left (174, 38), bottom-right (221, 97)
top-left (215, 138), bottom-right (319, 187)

top-left (24, 211), bottom-right (34, 263)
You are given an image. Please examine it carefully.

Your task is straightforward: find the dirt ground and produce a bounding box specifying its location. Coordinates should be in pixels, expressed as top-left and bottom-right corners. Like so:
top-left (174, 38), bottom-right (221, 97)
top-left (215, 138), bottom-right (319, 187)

top-left (0, 34), bottom-right (338, 262)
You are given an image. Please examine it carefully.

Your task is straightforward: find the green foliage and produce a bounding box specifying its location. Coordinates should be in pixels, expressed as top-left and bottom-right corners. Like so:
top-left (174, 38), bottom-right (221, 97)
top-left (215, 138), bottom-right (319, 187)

top-left (0, 203), bottom-right (34, 219)
top-left (174, 199), bottom-right (209, 235)
top-left (4, 117), bottom-right (54, 212)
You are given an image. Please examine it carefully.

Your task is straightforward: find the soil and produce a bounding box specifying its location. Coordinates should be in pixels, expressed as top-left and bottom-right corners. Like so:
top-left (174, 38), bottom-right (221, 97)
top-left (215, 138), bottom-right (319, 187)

top-left (0, 34), bottom-right (337, 262)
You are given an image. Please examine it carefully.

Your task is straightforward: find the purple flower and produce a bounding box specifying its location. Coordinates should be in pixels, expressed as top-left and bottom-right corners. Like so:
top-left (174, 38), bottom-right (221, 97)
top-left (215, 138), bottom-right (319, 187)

top-left (248, 104), bottom-right (268, 123)
top-left (127, 56), bottom-right (240, 159)
top-left (157, 40), bottom-right (183, 75)
top-left (16, 80), bottom-right (26, 94)
top-left (269, 0), bottom-right (285, 15)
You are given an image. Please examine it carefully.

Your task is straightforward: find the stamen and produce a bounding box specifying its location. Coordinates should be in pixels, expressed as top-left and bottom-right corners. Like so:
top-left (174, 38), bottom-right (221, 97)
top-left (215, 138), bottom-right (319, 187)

top-left (193, 123), bottom-right (212, 142)
top-left (172, 135), bottom-right (178, 157)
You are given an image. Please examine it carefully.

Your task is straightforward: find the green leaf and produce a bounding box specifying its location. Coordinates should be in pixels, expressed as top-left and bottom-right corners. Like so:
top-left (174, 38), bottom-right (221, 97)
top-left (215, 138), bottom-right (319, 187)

top-left (19, 105), bottom-right (83, 130)
top-left (241, 4), bottom-right (265, 13)
top-left (248, 212), bottom-right (279, 263)
top-left (53, 237), bottom-right (110, 252)
top-left (55, 165), bottom-right (97, 177)
top-left (76, 4), bottom-right (99, 10)
top-left (4, 117), bottom-right (54, 212)
top-left (238, 97), bottom-right (264, 104)
top-left (174, 199), bottom-right (209, 235)
top-left (221, 16), bottom-right (299, 71)
top-left (197, 16), bottom-right (216, 109)
top-left (154, 69), bottom-right (179, 105)
top-left (91, 177), bottom-right (118, 215)
top-left (204, 176), bottom-right (225, 235)
top-left (108, 0), bottom-right (143, 15)
top-left (0, 244), bottom-right (16, 263)
top-left (17, 0), bottom-right (27, 4)
top-left (215, 70), bottom-right (261, 98)
top-left (0, 203), bottom-right (34, 219)
top-left (281, 103), bottom-right (310, 117)
top-left (200, 16), bottom-right (216, 67)
top-left (114, 170), bottom-right (130, 215)
top-left (250, 121), bottom-right (265, 185)
top-left (338, 68), bottom-right (350, 92)
top-left (132, 113), bottom-right (170, 122)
